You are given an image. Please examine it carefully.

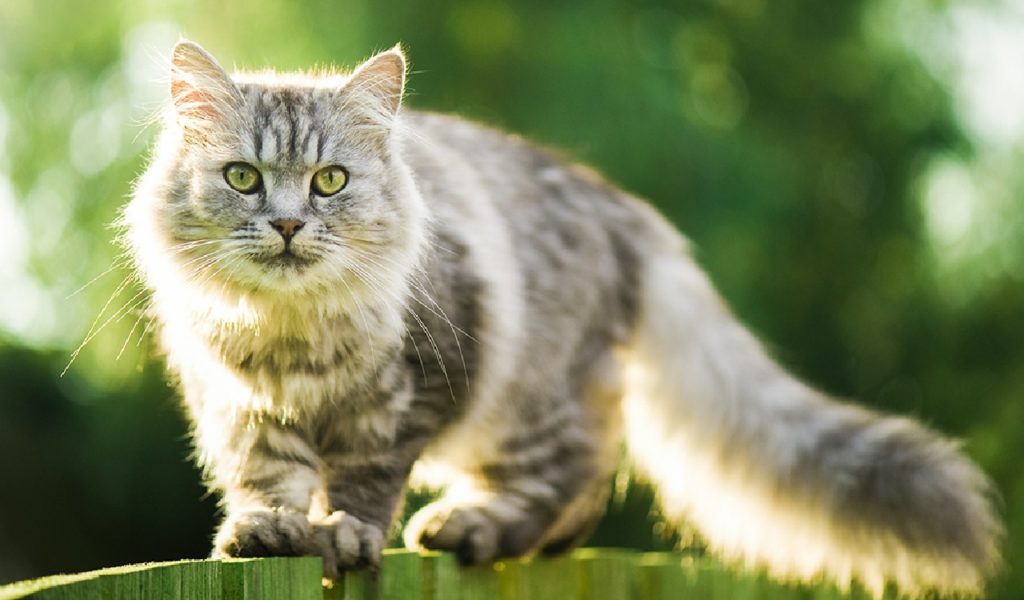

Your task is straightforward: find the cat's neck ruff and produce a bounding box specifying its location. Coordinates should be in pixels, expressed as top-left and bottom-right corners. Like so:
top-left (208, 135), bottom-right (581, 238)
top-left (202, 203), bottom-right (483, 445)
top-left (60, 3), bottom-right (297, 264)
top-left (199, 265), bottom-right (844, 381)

top-left (161, 267), bottom-right (410, 343)
top-left (154, 273), bottom-right (411, 420)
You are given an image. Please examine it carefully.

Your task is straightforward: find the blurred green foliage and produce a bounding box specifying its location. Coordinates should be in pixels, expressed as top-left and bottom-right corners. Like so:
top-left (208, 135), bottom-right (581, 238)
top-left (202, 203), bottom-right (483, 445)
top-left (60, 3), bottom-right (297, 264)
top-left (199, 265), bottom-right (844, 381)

top-left (0, 0), bottom-right (1021, 597)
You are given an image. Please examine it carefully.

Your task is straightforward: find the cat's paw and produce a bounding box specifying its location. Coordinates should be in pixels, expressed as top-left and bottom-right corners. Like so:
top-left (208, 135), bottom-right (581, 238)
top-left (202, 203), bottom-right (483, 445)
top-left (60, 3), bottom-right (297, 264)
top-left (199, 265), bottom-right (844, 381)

top-left (310, 510), bottom-right (386, 579)
top-left (213, 507), bottom-right (318, 558)
top-left (404, 500), bottom-right (545, 565)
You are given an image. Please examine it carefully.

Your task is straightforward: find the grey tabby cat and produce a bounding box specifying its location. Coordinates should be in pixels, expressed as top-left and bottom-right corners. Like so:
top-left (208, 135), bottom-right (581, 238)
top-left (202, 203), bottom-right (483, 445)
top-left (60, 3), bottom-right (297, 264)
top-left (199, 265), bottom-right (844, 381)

top-left (123, 39), bottom-right (1001, 598)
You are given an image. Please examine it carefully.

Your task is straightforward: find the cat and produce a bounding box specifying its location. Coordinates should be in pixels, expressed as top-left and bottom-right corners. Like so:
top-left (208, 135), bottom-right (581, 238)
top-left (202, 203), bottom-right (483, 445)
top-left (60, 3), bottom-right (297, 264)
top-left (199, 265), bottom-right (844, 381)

top-left (122, 39), bottom-right (1002, 598)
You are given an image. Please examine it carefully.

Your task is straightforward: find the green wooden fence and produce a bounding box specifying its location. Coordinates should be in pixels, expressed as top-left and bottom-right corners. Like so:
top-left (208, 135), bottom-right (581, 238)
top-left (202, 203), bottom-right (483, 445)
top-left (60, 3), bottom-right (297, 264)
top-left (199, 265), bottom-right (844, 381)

top-left (0, 549), bottom-right (880, 599)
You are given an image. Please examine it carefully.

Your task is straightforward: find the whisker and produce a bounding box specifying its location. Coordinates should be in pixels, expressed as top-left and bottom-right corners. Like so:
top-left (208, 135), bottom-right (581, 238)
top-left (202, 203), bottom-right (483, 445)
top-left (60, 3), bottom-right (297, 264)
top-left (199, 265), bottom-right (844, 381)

top-left (341, 258), bottom-right (456, 403)
top-left (329, 261), bottom-right (380, 382)
top-left (66, 257), bottom-right (131, 300)
top-left (348, 249), bottom-right (472, 392)
top-left (63, 284), bottom-right (149, 376)
top-left (116, 297), bottom-right (154, 361)
top-left (352, 248), bottom-right (476, 342)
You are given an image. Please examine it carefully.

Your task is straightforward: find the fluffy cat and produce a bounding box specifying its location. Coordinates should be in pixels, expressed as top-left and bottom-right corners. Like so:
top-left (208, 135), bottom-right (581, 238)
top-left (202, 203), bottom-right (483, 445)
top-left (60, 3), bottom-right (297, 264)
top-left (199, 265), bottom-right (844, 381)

top-left (123, 39), bottom-right (1002, 598)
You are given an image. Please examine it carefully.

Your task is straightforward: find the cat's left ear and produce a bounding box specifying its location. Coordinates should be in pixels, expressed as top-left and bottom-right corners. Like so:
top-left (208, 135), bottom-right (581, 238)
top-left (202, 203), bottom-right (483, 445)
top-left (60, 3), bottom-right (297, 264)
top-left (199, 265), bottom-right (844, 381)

top-left (343, 44), bottom-right (407, 123)
top-left (169, 40), bottom-right (243, 133)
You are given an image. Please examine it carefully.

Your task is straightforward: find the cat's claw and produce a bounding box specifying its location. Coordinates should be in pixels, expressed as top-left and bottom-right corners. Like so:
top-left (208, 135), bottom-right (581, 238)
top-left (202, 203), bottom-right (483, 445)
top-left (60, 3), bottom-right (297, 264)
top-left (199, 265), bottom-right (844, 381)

top-left (213, 507), bottom-right (318, 559)
top-left (407, 503), bottom-right (501, 565)
top-left (405, 500), bottom-right (547, 565)
top-left (212, 508), bottom-right (384, 579)
top-left (311, 510), bottom-right (386, 579)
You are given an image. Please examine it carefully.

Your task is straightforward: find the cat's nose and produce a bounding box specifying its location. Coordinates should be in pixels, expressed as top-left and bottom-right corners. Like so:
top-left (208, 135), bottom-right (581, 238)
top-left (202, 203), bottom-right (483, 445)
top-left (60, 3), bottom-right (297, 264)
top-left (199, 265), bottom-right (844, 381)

top-left (269, 218), bottom-right (305, 243)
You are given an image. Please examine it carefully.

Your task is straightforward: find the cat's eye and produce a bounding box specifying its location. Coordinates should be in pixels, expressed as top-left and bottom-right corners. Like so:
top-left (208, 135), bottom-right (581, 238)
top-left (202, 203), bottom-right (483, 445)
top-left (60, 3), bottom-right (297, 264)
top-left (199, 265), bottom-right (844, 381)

top-left (224, 163), bottom-right (262, 194)
top-left (311, 166), bottom-right (349, 197)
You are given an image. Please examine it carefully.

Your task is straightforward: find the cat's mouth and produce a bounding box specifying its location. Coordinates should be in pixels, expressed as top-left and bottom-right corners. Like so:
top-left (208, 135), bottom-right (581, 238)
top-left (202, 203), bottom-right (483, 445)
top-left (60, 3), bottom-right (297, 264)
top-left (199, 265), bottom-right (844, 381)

top-left (258, 249), bottom-right (316, 269)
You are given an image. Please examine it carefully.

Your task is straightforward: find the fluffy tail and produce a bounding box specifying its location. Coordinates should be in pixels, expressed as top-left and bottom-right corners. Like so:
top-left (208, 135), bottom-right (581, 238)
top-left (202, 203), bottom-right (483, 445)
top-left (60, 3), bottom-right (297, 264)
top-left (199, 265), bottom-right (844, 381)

top-left (622, 229), bottom-right (1002, 598)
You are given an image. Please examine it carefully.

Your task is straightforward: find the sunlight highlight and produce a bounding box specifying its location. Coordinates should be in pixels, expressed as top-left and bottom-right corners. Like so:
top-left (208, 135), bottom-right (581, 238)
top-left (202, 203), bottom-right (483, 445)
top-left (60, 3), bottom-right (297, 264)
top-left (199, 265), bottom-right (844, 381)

top-left (922, 157), bottom-right (976, 249)
top-left (0, 175), bottom-right (57, 346)
top-left (949, 4), bottom-right (1024, 147)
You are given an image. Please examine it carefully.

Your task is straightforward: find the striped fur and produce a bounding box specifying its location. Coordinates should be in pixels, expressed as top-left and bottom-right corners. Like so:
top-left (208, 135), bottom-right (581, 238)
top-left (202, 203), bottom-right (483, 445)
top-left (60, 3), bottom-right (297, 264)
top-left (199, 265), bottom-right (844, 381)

top-left (123, 40), bottom-right (1001, 595)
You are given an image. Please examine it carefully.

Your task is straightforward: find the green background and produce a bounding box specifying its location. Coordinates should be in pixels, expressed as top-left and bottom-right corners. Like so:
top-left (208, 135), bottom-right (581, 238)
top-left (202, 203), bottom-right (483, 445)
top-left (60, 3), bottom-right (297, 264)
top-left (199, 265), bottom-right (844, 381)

top-left (0, 0), bottom-right (1021, 597)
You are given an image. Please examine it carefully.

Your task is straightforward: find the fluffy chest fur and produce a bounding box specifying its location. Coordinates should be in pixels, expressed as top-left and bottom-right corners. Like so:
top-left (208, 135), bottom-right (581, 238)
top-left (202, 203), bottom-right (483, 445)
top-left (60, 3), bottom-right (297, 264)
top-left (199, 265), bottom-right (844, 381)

top-left (158, 290), bottom-right (407, 421)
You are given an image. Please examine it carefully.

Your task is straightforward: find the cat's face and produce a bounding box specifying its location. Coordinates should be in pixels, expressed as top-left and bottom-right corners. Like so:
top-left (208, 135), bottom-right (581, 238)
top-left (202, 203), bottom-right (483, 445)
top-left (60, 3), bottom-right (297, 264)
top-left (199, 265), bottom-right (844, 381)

top-left (136, 41), bottom-right (423, 302)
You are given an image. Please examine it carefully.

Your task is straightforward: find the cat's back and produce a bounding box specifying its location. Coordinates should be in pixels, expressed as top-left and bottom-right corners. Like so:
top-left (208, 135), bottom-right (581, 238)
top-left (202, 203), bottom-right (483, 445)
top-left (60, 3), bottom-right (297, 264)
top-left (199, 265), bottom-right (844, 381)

top-left (398, 110), bottom-right (648, 377)
top-left (400, 110), bottom-right (550, 185)
top-left (399, 110), bottom-right (651, 248)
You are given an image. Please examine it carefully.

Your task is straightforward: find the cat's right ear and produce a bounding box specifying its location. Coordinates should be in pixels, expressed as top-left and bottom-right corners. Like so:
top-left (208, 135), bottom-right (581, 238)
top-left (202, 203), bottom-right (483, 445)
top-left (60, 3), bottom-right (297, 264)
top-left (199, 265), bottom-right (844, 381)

top-left (340, 45), bottom-right (407, 134)
top-left (170, 40), bottom-right (242, 133)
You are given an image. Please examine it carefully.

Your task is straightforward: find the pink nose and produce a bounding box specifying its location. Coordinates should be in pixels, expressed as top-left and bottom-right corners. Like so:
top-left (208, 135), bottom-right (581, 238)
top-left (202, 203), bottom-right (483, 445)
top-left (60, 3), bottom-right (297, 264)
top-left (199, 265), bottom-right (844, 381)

top-left (269, 218), bottom-right (305, 242)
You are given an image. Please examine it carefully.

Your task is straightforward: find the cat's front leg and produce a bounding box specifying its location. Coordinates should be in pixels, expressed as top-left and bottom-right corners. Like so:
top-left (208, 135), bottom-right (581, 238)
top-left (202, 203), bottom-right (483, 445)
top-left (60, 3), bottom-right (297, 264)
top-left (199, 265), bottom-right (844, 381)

top-left (209, 423), bottom-right (324, 561)
top-left (314, 447), bottom-right (418, 577)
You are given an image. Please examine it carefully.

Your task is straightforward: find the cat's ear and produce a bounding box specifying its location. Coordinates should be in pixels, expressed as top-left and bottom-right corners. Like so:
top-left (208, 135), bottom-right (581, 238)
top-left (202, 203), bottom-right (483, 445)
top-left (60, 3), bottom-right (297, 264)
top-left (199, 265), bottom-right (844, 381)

top-left (343, 45), bottom-right (407, 123)
top-left (169, 40), bottom-right (242, 131)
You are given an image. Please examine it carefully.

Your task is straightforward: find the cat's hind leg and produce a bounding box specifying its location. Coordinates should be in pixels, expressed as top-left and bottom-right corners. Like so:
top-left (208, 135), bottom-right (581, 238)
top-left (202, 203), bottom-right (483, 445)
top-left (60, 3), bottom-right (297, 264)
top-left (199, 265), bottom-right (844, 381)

top-left (404, 353), bottom-right (624, 564)
top-left (404, 430), bottom-right (601, 564)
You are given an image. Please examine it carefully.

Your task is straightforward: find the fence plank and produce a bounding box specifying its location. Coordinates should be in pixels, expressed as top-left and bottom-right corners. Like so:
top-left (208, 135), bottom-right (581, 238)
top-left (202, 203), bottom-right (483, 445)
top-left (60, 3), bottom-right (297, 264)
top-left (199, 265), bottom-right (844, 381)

top-left (377, 550), bottom-right (423, 600)
top-left (221, 557), bottom-right (321, 600)
top-left (516, 554), bottom-right (580, 600)
top-left (0, 560), bottom-right (224, 600)
top-left (110, 561), bottom-right (220, 600)
top-left (335, 569), bottom-right (375, 600)
top-left (417, 552), bottom-right (460, 600)
top-left (0, 548), bottom-right (903, 599)
top-left (451, 563), bottom-right (501, 600)
top-left (495, 559), bottom-right (524, 600)
top-left (636, 553), bottom-right (688, 600)
top-left (575, 548), bottom-right (634, 600)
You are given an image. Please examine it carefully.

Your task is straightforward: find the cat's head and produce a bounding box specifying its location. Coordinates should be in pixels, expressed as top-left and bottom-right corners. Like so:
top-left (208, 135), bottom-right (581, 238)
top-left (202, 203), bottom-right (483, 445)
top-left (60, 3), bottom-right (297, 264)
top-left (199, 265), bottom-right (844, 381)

top-left (127, 40), bottom-right (426, 314)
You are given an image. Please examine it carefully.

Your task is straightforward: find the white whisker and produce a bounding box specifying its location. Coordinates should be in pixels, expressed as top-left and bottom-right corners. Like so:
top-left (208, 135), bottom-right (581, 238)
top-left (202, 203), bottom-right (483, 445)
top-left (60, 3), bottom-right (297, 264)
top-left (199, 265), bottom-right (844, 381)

top-left (346, 247), bottom-right (471, 391)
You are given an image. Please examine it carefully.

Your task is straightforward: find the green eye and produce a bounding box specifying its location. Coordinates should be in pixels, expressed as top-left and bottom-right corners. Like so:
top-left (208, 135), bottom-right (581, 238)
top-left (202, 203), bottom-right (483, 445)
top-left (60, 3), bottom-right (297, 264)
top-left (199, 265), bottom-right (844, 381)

top-left (311, 165), bottom-right (349, 197)
top-left (224, 163), bottom-right (262, 194)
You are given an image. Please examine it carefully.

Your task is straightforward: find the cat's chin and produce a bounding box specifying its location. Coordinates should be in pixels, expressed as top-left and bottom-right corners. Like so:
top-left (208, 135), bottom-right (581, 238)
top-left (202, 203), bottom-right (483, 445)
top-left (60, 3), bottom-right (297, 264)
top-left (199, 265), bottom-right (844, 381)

top-left (258, 252), bottom-right (316, 269)
top-left (219, 252), bottom-right (327, 295)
